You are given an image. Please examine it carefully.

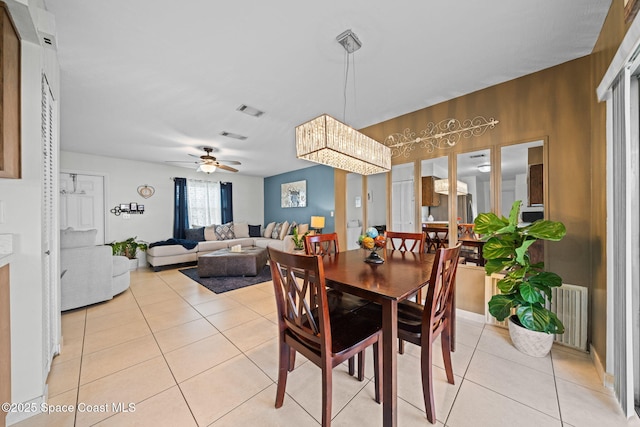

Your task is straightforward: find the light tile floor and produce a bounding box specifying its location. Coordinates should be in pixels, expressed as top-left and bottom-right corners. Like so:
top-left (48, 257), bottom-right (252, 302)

top-left (14, 268), bottom-right (640, 427)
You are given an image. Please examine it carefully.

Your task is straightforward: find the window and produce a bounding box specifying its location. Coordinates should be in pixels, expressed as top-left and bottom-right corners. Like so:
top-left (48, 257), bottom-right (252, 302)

top-left (187, 179), bottom-right (221, 227)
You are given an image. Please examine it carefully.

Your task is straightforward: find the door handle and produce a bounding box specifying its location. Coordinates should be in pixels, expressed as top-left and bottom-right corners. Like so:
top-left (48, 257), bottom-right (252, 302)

top-left (45, 250), bottom-right (50, 255)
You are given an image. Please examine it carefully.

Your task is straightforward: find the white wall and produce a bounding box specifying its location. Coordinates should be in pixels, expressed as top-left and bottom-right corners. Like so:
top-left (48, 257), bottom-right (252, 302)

top-left (60, 151), bottom-right (264, 244)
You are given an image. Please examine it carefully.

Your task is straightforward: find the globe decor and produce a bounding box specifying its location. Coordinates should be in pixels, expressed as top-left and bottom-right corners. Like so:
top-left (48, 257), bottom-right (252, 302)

top-left (358, 227), bottom-right (386, 264)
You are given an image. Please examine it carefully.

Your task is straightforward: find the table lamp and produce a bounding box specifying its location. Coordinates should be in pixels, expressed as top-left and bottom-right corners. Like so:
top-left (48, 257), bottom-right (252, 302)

top-left (310, 216), bottom-right (325, 234)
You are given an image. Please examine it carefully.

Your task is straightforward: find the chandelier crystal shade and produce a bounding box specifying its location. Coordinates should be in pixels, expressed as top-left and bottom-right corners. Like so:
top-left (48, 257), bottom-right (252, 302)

top-left (296, 114), bottom-right (391, 176)
top-left (434, 179), bottom-right (468, 195)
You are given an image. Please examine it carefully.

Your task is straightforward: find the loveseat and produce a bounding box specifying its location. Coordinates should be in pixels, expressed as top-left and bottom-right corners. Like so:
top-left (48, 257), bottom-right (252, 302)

top-left (60, 228), bottom-right (131, 311)
top-left (146, 221), bottom-right (304, 270)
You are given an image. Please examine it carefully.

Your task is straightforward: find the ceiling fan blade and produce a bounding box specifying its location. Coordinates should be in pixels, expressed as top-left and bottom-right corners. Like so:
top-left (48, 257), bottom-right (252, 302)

top-left (187, 153), bottom-right (201, 158)
top-left (165, 160), bottom-right (202, 164)
top-left (216, 164), bottom-right (238, 173)
top-left (218, 160), bottom-right (241, 165)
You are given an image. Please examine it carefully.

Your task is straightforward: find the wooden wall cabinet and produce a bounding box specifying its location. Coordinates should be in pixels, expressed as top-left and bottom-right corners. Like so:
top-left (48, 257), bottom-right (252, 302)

top-left (0, 2), bottom-right (20, 179)
top-left (422, 176), bottom-right (440, 207)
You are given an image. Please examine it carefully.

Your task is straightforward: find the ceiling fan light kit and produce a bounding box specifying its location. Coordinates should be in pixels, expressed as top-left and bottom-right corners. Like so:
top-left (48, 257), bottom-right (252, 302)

top-left (197, 164), bottom-right (217, 174)
top-left (166, 146), bottom-right (240, 173)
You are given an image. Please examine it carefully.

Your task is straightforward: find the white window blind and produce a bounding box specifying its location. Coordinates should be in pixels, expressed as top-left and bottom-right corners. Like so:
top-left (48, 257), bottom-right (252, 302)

top-left (187, 179), bottom-right (221, 227)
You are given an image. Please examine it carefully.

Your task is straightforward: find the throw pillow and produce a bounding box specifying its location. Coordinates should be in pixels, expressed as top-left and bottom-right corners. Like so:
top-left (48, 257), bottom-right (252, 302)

top-left (204, 225), bottom-right (218, 241)
top-left (234, 222), bottom-right (249, 238)
top-left (298, 223), bottom-right (309, 234)
top-left (279, 221), bottom-right (289, 240)
top-left (248, 224), bottom-right (262, 237)
top-left (60, 227), bottom-right (98, 249)
top-left (271, 222), bottom-right (283, 239)
top-left (184, 227), bottom-right (205, 242)
top-left (287, 221), bottom-right (297, 235)
top-left (264, 222), bottom-right (276, 238)
top-left (215, 222), bottom-right (235, 240)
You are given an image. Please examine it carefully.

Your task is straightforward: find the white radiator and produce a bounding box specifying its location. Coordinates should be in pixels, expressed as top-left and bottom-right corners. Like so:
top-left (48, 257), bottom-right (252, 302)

top-left (485, 274), bottom-right (588, 351)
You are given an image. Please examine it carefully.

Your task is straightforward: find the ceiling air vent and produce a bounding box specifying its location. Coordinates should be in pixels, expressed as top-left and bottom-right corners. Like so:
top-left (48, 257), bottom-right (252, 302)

top-left (220, 131), bottom-right (248, 140)
top-left (236, 104), bottom-right (264, 118)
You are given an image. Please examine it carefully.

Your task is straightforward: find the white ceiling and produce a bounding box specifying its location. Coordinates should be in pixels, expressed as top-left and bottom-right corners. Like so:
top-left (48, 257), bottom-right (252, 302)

top-left (45, 0), bottom-right (611, 178)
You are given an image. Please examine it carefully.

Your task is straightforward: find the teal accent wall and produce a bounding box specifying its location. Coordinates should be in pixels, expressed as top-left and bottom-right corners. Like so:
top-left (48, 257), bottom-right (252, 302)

top-left (264, 165), bottom-right (335, 232)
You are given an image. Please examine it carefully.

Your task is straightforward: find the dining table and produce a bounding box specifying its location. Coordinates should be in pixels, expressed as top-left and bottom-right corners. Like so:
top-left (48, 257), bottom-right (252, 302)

top-left (321, 248), bottom-right (436, 427)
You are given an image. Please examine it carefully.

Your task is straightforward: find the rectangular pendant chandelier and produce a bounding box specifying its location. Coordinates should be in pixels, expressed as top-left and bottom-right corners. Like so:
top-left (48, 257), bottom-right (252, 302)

top-left (296, 114), bottom-right (391, 176)
top-left (434, 179), bottom-right (468, 195)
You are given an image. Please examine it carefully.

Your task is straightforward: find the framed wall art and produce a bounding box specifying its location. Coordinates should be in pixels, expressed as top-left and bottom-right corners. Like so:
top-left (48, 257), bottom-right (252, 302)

top-left (281, 180), bottom-right (307, 208)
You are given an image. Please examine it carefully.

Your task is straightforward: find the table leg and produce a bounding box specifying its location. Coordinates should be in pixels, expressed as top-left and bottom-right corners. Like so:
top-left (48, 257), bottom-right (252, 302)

top-left (382, 299), bottom-right (398, 427)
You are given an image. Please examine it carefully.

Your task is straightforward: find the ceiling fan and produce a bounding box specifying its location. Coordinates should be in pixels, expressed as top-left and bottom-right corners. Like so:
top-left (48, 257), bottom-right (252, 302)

top-left (167, 146), bottom-right (241, 173)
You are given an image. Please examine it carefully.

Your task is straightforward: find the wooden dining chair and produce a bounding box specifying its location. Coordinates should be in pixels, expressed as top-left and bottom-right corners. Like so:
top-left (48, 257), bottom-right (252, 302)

top-left (268, 247), bottom-right (382, 427)
top-left (304, 233), bottom-right (340, 256)
top-left (304, 232), bottom-right (369, 379)
top-left (397, 243), bottom-right (462, 423)
top-left (385, 230), bottom-right (426, 301)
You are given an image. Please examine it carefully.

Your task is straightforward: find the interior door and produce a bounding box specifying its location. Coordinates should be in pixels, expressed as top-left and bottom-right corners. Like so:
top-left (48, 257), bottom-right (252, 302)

top-left (59, 172), bottom-right (105, 245)
top-left (392, 180), bottom-right (415, 232)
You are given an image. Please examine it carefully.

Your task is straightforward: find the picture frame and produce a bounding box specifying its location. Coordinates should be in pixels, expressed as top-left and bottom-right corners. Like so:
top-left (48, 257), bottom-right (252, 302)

top-left (119, 204), bottom-right (129, 212)
top-left (281, 180), bottom-right (307, 208)
top-left (130, 202), bottom-right (138, 211)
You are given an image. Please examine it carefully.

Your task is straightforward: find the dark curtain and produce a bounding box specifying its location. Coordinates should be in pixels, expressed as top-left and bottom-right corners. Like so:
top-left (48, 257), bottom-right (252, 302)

top-left (220, 182), bottom-right (233, 223)
top-left (173, 177), bottom-right (189, 239)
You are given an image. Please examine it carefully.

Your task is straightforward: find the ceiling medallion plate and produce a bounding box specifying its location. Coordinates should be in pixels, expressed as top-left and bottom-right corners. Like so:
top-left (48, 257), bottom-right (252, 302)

top-left (384, 116), bottom-right (499, 158)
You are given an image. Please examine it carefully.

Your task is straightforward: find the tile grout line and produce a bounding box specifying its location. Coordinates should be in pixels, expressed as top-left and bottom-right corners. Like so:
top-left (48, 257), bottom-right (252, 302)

top-left (443, 321), bottom-right (485, 426)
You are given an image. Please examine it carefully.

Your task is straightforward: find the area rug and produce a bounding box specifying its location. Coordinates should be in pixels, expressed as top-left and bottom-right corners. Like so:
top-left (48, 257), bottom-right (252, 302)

top-left (179, 265), bottom-right (272, 294)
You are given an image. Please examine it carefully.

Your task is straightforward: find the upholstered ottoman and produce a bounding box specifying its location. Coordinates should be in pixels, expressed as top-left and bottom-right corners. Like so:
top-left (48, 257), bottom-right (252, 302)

top-left (197, 246), bottom-right (268, 277)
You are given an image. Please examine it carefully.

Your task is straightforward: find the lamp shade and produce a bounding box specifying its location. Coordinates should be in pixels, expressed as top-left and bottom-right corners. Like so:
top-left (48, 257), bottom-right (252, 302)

top-left (434, 179), bottom-right (468, 195)
top-left (310, 216), bottom-right (325, 229)
top-left (296, 114), bottom-right (391, 176)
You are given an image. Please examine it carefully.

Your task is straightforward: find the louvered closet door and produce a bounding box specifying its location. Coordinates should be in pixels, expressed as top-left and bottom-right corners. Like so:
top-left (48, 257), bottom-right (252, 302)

top-left (42, 74), bottom-right (60, 379)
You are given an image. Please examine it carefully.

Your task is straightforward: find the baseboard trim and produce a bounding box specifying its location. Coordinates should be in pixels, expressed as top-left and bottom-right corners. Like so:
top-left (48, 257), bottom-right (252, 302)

top-left (591, 344), bottom-right (614, 390)
top-left (5, 386), bottom-right (47, 426)
top-left (456, 308), bottom-right (485, 324)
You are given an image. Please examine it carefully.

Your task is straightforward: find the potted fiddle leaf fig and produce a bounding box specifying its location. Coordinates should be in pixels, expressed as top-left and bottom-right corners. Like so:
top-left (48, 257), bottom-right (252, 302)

top-left (474, 200), bottom-right (567, 357)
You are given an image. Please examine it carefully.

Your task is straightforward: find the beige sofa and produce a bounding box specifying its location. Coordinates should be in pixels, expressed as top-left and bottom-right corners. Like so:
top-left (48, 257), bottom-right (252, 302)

top-left (146, 221), bottom-right (300, 270)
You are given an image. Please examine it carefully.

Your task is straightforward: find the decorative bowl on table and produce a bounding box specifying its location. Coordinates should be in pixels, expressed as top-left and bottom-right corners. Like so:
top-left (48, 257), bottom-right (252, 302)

top-left (357, 227), bottom-right (386, 264)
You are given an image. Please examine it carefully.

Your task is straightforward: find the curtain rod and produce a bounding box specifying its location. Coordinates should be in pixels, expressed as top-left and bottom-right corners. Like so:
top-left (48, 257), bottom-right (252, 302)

top-left (169, 177), bottom-right (231, 184)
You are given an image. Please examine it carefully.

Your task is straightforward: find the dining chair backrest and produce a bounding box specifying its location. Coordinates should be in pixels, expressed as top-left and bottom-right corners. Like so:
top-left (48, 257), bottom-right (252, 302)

top-left (384, 231), bottom-right (425, 253)
top-left (423, 243), bottom-right (462, 329)
top-left (304, 233), bottom-right (340, 256)
top-left (268, 248), bottom-right (331, 354)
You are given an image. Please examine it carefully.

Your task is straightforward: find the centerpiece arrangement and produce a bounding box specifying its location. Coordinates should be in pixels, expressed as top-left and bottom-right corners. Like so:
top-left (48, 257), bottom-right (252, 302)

top-left (357, 227), bottom-right (386, 264)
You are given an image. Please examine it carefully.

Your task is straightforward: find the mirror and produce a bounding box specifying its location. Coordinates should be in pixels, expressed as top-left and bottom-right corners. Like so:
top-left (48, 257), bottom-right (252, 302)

top-left (420, 156), bottom-right (449, 223)
top-left (501, 140), bottom-right (544, 221)
top-left (346, 173), bottom-right (363, 250)
top-left (456, 149), bottom-right (491, 224)
top-left (367, 173), bottom-right (387, 233)
top-left (391, 163), bottom-right (415, 232)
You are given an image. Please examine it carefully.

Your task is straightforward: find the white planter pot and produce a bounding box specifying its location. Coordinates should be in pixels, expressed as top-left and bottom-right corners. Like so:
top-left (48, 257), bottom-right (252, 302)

top-left (508, 315), bottom-right (554, 357)
top-left (128, 258), bottom-right (139, 271)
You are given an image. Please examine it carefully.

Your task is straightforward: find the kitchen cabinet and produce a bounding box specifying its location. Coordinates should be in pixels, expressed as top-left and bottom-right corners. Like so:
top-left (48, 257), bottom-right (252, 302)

top-left (422, 176), bottom-right (440, 207)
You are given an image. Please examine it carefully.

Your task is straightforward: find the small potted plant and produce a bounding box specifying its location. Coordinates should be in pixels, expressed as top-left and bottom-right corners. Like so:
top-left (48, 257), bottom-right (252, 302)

top-left (474, 200), bottom-right (566, 357)
top-left (291, 226), bottom-right (309, 252)
top-left (108, 237), bottom-right (148, 270)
